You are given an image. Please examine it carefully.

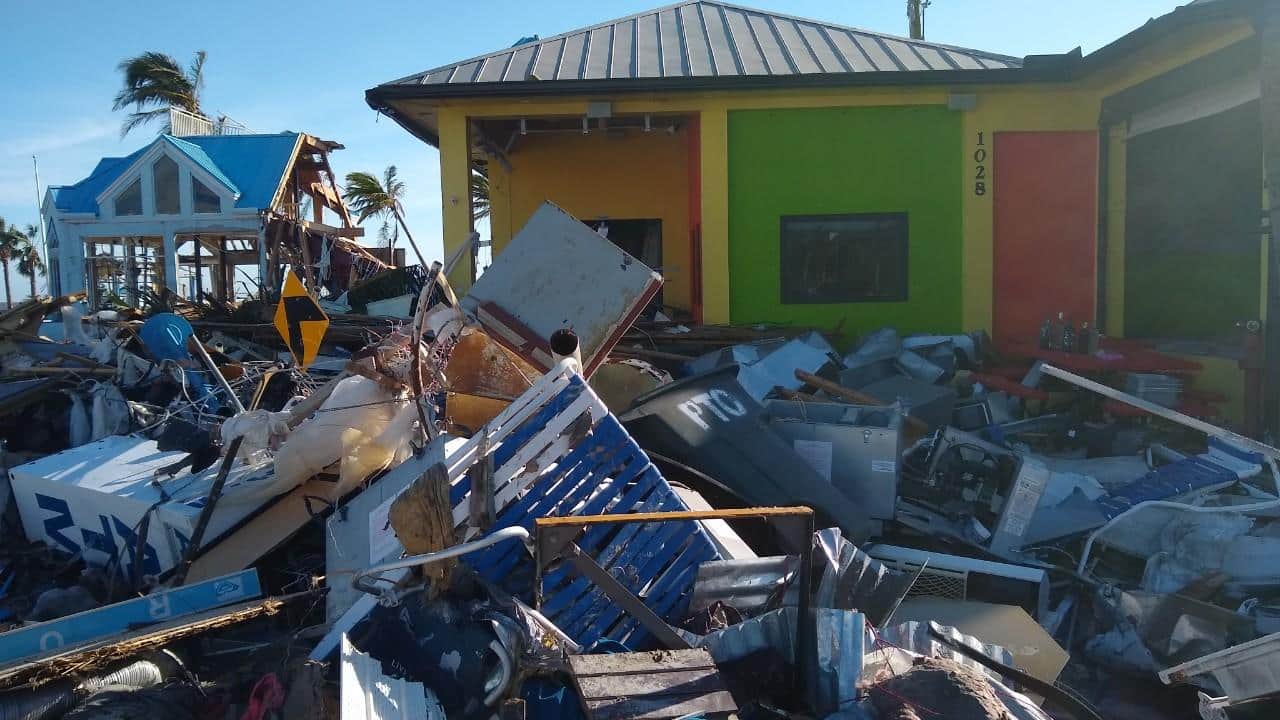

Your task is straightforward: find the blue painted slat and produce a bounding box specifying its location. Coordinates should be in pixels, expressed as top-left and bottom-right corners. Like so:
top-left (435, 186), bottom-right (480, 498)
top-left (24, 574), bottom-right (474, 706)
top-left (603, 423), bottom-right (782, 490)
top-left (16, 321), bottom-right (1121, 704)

top-left (448, 382), bottom-right (725, 646)
top-left (539, 480), bottom-right (669, 618)
top-left (468, 436), bottom-right (639, 579)
top-left (576, 519), bottom-right (695, 641)
top-left (541, 486), bottom-right (671, 621)
top-left (621, 545), bottom-right (714, 648)
top-left (492, 380), bottom-right (585, 468)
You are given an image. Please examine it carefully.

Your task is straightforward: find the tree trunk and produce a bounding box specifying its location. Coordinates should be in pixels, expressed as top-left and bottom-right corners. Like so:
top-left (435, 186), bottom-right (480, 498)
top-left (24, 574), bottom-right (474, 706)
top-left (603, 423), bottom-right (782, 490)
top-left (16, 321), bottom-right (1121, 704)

top-left (2, 260), bottom-right (12, 309)
top-left (28, 272), bottom-right (35, 300)
top-left (391, 207), bottom-right (428, 268)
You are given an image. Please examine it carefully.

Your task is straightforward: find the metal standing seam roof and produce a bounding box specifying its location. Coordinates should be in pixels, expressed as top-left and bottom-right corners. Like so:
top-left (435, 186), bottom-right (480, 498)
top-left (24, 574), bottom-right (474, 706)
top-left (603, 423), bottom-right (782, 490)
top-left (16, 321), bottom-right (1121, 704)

top-left (49, 132), bottom-right (300, 214)
top-left (377, 0), bottom-right (1022, 91)
top-left (164, 136), bottom-right (242, 197)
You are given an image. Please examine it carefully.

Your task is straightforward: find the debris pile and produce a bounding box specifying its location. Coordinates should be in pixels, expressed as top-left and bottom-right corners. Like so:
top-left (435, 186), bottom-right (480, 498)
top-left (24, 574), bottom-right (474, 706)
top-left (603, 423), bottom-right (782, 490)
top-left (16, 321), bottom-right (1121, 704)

top-left (0, 201), bottom-right (1274, 718)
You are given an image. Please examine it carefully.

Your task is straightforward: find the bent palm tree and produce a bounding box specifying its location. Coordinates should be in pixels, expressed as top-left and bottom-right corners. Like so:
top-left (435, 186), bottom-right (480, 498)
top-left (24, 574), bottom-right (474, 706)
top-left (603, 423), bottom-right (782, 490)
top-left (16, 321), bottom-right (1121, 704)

top-left (343, 166), bottom-right (427, 267)
top-left (16, 225), bottom-right (45, 300)
top-left (113, 50), bottom-right (207, 137)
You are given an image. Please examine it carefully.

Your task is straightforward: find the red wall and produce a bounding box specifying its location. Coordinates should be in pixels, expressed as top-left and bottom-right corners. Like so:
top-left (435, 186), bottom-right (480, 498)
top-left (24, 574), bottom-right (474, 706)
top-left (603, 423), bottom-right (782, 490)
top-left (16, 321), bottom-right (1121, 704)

top-left (993, 131), bottom-right (1098, 342)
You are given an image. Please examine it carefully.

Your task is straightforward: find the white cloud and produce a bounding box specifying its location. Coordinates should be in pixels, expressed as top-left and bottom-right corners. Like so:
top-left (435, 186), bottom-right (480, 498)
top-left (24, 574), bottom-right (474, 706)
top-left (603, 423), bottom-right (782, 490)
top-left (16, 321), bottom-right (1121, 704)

top-left (0, 119), bottom-right (117, 159)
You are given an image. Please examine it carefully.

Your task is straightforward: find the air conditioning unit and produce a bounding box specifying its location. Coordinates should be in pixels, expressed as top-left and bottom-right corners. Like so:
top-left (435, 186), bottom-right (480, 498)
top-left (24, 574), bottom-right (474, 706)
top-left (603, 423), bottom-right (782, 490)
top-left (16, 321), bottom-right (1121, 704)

top-left (898, 427), bottom-right (1051, 562)
top-left (866, 543), bottom-right (1050, 620)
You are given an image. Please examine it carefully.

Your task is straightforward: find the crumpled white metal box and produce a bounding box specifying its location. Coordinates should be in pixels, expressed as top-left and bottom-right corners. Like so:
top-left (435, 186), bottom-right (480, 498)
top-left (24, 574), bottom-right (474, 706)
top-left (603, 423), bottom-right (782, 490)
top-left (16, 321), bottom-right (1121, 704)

top-left (9, 435), bottom-right (276, 578)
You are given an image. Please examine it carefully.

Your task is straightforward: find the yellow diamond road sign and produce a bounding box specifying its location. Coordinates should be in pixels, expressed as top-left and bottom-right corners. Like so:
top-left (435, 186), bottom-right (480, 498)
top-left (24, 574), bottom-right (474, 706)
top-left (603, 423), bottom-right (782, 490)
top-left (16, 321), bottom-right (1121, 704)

top-left (274, 270), bottom-right (329, 369)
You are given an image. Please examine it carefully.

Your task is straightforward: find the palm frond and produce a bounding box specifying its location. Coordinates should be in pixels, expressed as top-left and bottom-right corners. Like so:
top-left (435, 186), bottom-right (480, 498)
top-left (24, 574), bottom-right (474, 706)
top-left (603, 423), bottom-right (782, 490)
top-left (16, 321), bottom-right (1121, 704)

top-left (471, 169), bottom-right (491, 222)
top-left (343, 171), bottom-right (395, 224)
top-left (119, 107), bottom-right (171, 137)
top-left (114, 51), bottom-right (204, 136)
top-left (187, 50), bottom-right (207, 110)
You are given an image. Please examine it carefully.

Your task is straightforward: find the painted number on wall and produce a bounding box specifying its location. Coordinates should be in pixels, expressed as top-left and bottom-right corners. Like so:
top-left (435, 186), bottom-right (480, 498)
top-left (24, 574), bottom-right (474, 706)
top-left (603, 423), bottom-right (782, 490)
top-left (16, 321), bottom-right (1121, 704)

top-left (973, 132), bottom-right (988, 196)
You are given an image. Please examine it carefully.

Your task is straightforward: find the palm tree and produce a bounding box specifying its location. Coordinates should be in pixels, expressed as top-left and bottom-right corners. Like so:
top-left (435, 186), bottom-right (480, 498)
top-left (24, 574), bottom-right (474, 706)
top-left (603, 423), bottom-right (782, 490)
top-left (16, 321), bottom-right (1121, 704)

top-left (16, 225), bottom-right (45, 300)
top-left (471, 168), bottom-right (491, 223)
top-left (112, 50), bottom-right (207, 137)
top-left (0, 219), bottom-right (23, 308)
top-left (343, 166), bottom-right (427, 267)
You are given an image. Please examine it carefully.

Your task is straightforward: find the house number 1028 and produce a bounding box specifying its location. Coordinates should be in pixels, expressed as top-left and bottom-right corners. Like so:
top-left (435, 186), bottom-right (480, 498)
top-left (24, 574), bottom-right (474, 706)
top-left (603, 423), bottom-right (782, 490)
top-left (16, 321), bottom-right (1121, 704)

top-left (974, 132), bottom-right (987, 196)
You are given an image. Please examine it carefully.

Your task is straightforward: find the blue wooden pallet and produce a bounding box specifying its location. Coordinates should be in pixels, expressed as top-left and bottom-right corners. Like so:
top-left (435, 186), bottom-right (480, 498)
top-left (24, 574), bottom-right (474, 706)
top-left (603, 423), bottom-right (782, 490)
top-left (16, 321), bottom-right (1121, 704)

top-left (454, 376), bottom-right (722, 649)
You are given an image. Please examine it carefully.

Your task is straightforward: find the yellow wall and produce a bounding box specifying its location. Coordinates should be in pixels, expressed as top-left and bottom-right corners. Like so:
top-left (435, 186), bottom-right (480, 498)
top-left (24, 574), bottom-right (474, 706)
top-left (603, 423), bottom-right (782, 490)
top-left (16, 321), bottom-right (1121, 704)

top-left (488, 125), bottom-right (693, 311)
top-left (437, 107), bottom-right (474, 291)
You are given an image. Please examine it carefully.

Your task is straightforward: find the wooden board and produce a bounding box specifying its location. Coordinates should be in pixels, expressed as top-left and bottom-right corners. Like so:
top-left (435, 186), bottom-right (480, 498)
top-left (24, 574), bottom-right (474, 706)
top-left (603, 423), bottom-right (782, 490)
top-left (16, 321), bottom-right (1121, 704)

top-left (568, 648), bottom-right (737, 720)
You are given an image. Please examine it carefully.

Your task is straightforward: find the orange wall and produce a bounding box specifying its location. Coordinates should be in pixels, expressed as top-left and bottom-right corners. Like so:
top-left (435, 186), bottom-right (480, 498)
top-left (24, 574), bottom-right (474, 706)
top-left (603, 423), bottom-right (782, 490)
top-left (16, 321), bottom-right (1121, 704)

top-left (489, 125), bottom-right (692, 311)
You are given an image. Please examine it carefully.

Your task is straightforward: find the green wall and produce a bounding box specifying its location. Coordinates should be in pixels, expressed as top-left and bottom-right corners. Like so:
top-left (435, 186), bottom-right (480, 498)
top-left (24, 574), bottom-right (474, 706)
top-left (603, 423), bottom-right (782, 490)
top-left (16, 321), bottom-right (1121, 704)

top-left (1123, 102), bottom-right (1261, 343)
top-left (727, 105), bottom-right (962, 340)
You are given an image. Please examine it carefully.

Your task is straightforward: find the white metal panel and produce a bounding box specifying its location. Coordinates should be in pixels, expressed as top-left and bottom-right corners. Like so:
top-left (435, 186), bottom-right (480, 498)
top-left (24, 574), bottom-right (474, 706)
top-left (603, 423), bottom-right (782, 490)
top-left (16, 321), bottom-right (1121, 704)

top-left (341, 635), bottom-right (444, 720)
top-left (460, 202), bottom-right (661, 377)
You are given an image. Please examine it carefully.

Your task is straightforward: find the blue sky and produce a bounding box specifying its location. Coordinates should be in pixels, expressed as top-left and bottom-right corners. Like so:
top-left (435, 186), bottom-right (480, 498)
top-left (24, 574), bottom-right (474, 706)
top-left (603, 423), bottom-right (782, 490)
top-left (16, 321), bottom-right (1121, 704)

top-left (0, 0), bottom-right (1186, 298)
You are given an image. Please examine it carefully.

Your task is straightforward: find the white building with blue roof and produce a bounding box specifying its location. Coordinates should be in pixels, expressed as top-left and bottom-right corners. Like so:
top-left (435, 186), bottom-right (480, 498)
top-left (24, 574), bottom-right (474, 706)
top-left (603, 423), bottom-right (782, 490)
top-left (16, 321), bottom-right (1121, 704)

top-left (41, 121), bottom-right (368, 306)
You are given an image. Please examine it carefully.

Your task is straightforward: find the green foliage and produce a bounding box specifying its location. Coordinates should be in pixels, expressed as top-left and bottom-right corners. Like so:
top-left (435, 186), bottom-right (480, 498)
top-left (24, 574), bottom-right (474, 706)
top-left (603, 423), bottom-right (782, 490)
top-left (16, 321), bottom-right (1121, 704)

top-left (113, 50), bottom-right (207, 137)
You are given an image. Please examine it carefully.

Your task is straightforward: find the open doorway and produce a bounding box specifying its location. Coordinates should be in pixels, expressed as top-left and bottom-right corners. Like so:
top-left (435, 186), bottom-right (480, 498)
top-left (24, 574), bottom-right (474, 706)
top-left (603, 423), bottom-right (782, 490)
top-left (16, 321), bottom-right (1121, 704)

top-left (587, 218), bottom-right (663, 311)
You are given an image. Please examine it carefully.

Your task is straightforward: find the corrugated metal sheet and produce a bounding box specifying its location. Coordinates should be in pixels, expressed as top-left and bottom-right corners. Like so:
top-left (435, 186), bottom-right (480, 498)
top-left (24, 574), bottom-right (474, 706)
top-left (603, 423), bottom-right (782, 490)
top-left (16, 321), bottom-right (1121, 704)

top-left (379, 0), bottom-right (1021, 90)
top-left (340, 635), bottom-right (445, 720)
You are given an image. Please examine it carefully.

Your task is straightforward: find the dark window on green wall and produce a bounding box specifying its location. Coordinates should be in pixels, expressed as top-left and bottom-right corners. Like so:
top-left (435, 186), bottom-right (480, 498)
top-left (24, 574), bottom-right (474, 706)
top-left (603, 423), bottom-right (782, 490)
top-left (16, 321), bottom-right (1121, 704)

top-left (780, 213), bottom-right (908, 304)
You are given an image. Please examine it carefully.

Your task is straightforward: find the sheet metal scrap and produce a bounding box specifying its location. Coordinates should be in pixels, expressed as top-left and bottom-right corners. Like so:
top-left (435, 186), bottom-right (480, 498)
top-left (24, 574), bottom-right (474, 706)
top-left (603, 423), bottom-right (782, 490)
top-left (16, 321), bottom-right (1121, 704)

top-left (462, 201), bottom-right (662, 377)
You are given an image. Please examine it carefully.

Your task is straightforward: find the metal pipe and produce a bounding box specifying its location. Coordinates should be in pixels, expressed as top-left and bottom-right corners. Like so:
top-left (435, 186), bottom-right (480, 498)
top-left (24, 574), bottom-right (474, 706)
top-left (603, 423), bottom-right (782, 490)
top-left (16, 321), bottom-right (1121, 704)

top-left (189, 337), bottom-right (245, 414)
top-left (1040, 363), bottom-right (1280, 460)
top-left (353, 526), bottom-right (531, 602)
top-left (549, 329), bottom-right (582, 373)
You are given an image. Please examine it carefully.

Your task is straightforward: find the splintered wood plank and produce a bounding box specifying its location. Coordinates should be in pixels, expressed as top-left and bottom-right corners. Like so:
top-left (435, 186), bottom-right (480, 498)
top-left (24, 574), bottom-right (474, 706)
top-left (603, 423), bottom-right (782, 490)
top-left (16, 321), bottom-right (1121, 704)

top-left (568, 649), bottom-right (737, 720)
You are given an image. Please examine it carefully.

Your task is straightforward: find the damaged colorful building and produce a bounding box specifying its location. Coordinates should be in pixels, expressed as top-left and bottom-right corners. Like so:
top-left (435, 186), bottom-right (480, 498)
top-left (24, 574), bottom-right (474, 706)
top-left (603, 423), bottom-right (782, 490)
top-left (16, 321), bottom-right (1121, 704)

top-left (366, 0), bottom-right (1280, 428)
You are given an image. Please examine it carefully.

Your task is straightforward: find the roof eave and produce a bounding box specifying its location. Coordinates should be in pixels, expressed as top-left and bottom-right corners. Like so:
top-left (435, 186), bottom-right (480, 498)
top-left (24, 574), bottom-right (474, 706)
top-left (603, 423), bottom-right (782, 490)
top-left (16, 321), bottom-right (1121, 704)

top-left (367, 64), bottom-right (1072, 148)
top-left (365, 89), bottom-right (443, 148)
top-left (1080, 0), bottom-right (1258, 71)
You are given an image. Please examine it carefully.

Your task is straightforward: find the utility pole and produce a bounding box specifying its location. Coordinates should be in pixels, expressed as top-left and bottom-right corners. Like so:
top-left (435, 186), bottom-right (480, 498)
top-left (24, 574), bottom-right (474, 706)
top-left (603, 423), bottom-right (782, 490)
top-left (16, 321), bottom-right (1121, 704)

top-left (32, 155), bottom-right (47, 278)
top-left (907, 0), bottom-right (930, 40)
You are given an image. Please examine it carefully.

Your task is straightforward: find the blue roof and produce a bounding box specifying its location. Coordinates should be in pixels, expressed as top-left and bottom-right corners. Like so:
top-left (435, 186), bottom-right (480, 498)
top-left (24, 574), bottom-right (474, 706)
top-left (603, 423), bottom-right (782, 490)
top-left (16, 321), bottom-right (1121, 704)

top-left (50, 132), bottom-right (300, 214)
top-left (49, 150), bottom-right (147, 215)
top-left (176, 133), bottom-right (300, 209)
top-left (164, 136), bottom-right (240, 197)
